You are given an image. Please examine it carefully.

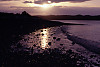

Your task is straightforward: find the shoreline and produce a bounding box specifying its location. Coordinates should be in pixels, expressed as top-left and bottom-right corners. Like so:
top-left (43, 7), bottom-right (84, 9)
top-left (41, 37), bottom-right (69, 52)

top-left (11, 26), bottom-right (100, 67)
top-left (38, 15), bottom-right (100, 20)
top-left (60, 26), bottom-right (100, 54)
top-left (1, 12), bottom-right (98, 67)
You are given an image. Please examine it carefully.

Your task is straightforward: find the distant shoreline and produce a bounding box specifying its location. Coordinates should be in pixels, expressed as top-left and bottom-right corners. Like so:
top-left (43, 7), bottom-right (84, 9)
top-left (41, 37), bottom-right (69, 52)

top-left (61, 27), bottom-right (100, 54)
top-left (38, 15), bottom-right (100, 20)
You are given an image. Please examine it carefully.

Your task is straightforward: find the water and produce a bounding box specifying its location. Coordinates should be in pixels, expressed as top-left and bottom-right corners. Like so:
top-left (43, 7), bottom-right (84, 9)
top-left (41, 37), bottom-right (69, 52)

top-left (53, 20), bottom-right (100, 42)
top-left (16, 27), bottom-right (73, 53)
top-left (12, 22), bottom-right (100, 67)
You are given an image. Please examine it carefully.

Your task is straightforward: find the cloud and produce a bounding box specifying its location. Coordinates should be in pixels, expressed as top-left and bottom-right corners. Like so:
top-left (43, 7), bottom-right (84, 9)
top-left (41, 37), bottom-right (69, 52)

top-left (34, 1), bottom-right (48, 4)
top-left (0, 0), bottom-right (19, 1)
top-left (1, 5), bottom-right (100, 15)
top-left (10, 6), bottom-right (39, 9)
top-left (44, 6), bottom-right (100, 15)
top-left (23, 0), bottom-right (90, 4)
top-left (51, 0), bottom-right (90, 3)
top-left (23, 1), bottom-right (33, 3)
top-left (23, 0), bottom-right (50, 4)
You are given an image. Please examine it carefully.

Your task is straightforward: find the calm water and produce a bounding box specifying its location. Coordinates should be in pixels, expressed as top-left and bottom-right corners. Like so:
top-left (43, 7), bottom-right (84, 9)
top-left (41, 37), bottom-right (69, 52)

top-left (54, 20), bottom-right (100, 42)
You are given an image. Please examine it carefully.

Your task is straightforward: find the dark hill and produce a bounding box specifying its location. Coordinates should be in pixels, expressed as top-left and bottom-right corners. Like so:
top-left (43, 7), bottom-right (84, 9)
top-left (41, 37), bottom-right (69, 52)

top-left (38, 15), bottom-right (100, 20)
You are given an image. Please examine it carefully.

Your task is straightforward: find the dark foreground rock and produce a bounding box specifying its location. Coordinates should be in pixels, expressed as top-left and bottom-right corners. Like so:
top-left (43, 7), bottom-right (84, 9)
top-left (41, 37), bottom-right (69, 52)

top-left (1, 48), bottom-right (92, 67)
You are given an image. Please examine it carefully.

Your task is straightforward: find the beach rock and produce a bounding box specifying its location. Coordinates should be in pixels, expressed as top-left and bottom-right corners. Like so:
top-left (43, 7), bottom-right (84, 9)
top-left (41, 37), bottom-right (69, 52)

top-left (56, 38), bottom-right (61, 41)
top-left (48, 37), bottom-right (50, 38)
top-left (72, 42), bottom-right (75, 45)
top-left (48, 42), bottom-right (51, 46)
top-left (53, 37), bottom-right (56, 39)
top-left (60, 44), bottom-right (64, 46)
top-left (42, 33), bottom-right (44, 36)
top-left (51, 34), bottom-right (53, 36)
top-left (37, 46), bottom-right (40, 49)
top-left (90, 55), bottom-right (96, 58)
top-left (41, 30), bottom-right (43, 32)
top-left (33, 44), bottom-right (36, 47)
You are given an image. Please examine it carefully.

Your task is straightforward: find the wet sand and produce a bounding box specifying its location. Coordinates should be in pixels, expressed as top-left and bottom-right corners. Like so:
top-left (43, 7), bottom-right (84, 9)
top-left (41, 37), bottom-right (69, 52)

top-left (10, 26), bottom-right (100, 67)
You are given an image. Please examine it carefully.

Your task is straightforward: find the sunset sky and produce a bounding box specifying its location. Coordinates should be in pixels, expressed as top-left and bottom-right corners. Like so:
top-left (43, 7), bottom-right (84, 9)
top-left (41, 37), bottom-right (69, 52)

top-left (0, 0), bottom-right (100, 15)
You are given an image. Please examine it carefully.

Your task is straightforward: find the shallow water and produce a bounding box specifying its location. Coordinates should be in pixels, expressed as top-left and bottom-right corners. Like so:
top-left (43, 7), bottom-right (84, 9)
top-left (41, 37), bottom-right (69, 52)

top-left (12, 26), bottom-right (100, 67)
top-left (53, 20), bottom-right (100, 42)
top-left (15, 27), bottom-right (73, 53)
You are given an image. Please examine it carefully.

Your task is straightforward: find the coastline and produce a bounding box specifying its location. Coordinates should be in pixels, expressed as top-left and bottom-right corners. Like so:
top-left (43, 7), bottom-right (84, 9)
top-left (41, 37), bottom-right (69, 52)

top-left (11, 26), bottom-right (100, 67)
top-left (38, 15), bottom-right (100, 20)
top-left (60, 26), bottom-right (100, 54)
top-left (1, 12), bottom-right (99, 67)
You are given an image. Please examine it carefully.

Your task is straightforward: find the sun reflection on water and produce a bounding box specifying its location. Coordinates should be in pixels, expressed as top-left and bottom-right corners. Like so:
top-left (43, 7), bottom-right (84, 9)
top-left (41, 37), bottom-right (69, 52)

top-left (40, 29), bottom-right (49, 49)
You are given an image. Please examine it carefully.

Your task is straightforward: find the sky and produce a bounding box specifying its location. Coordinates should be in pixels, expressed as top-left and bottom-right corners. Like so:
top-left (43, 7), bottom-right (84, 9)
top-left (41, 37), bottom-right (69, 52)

top-left (0, 0), bottom-right (100, 15)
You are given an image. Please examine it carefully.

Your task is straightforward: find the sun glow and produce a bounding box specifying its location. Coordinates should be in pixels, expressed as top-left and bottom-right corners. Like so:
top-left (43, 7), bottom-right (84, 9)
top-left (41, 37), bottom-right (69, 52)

top-left (35, 3), bottom-right (55, 8)
top-left (28, 2), bottom-right (56, 8)
top-left (47, 1), bottom-right (51, 3)
top-left (40, 4), bottom-right (50, 8)
top-left (41, 29), bottom-right (49, 49)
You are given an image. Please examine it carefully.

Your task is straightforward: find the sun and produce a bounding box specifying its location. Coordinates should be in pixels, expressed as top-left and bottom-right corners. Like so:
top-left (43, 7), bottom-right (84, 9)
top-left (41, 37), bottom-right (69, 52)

top-left (47, 1), bottom-right (51, 4)
top-left (41, 4), bottom-right (50, 8)
top-left (27, 1), bottom-right (56, 8)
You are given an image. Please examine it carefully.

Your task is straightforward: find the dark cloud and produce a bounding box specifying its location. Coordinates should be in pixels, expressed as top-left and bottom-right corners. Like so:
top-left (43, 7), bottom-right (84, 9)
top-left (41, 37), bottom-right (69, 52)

top-left (0, 0), bottom-right (19, 1)
top-left (10, 6), bottom-right (39, 9)
top-left (23, 1), bottom-right (33, 3)
top-left (51, 0), bottom-right (90, 3)
top-left (34, 1), bottom-right (49, 4)
top-left (23, 0), bottom-right (90, 4)
top-left (23, 0), bottom-right (51, 4)
top-left (0, 0), bottom-right (11, 1)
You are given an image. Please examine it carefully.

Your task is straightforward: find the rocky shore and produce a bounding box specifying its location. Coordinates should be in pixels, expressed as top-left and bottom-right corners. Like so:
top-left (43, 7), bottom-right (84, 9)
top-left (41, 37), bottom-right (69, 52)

top-left (0, 12), bottom-right (90, 67)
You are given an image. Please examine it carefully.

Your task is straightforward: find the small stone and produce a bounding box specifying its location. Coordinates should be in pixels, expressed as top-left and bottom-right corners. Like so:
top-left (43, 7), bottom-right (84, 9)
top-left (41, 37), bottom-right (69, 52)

top-left (41, 30), bottom-right (43, 32)
top-left (90, 55), bottom-right (96, 58)
top-left (60, 44), bottom-right (63, 46)
top-left (42, 33), bottom-right (44, 36)
top-left (72, 42), bottom-right (75, 45)
top-left (36, 34), bottom-right (39, 36)
top-left (37, 46), bottom-right (40, 48)
top-left (53, 37), bottom-right (56, 39)
top-left (33, 44), bottom-right (36, 47)
top-left (56, 38), bottom-right (61, 41)
top-left (48, 42), bottom-right (51, 46)
top-left (51, 34), bottom-right (53, 36)
top-left (48, 37), bottom-right (50, 38)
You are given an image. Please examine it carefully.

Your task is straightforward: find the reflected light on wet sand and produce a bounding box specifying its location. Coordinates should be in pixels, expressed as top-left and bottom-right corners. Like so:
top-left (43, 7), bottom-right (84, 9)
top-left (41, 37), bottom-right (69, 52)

top-left (40, 29), bottom-right (49, 49)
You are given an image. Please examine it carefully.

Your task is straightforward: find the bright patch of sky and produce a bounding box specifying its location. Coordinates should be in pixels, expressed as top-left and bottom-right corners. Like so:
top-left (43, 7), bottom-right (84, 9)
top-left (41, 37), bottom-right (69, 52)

top-left (0, 0), bottom-right (100, 15)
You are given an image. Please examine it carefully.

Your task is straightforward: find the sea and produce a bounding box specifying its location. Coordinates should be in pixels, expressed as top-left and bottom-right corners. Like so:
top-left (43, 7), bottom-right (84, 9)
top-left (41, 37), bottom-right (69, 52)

top-left (14, 20), bottom-right (100, 55)
top-left (53, 20), bottom-right (100, 42)
top-left (11, 20), bottom-right (100, 67)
